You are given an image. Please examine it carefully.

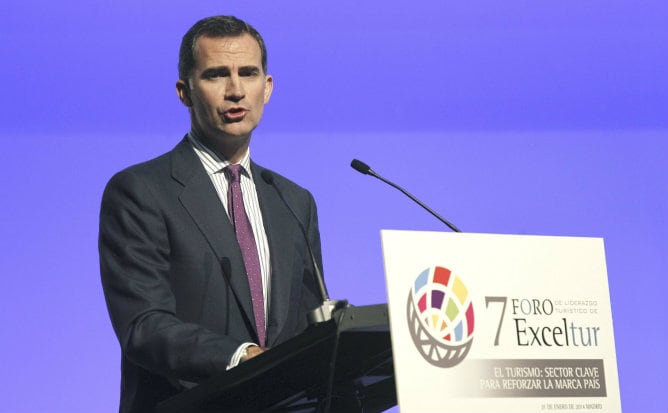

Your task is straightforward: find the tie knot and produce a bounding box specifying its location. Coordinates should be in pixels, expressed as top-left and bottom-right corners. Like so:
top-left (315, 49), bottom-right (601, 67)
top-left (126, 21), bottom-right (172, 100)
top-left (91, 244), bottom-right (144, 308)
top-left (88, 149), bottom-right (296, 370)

top-left (225, 164), bottom-right (243, 182)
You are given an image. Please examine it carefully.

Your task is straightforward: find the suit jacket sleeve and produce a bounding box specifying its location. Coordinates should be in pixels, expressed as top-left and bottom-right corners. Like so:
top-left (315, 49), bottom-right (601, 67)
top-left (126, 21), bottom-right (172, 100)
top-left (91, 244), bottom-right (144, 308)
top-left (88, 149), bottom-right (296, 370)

top-left (99, 167), bottom-right (240, 384)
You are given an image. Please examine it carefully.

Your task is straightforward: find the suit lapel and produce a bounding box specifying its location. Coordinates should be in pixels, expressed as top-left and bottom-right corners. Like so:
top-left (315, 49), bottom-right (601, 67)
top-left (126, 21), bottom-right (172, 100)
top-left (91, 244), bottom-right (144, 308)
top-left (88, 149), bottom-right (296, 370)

top-left (170, 138), bottom-right (256, 336)
top-left (252, 162), bottom-right (301, 346)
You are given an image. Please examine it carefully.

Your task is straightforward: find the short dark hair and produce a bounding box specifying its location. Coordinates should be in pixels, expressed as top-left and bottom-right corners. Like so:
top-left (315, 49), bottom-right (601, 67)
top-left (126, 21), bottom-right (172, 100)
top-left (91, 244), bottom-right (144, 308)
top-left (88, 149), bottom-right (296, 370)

top-left (178, 15), bottom-right (268, 81)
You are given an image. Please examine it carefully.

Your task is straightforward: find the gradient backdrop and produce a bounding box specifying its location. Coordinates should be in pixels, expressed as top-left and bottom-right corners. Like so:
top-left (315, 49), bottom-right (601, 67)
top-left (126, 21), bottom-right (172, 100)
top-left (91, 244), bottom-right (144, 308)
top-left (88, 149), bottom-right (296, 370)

top-left (1, 1), bottom-right (666, 412)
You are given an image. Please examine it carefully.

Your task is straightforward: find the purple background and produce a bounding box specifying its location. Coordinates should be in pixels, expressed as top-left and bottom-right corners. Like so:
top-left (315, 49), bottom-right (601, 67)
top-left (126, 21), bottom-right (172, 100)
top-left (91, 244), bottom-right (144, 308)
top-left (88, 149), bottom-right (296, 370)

top-left (1, 1), bottom-right (666, 412)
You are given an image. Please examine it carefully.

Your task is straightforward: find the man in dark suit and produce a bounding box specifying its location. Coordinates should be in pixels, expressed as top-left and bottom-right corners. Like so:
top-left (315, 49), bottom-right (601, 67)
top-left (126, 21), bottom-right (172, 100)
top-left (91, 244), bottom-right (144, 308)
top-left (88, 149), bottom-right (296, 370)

top-left (99, 16), bottom-right (323, 412)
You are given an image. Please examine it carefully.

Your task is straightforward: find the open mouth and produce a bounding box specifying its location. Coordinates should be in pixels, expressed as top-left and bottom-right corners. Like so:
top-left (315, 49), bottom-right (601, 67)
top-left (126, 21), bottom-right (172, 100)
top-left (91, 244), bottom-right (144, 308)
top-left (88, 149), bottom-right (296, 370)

top-left (223, 107), bottom-right (248, 122)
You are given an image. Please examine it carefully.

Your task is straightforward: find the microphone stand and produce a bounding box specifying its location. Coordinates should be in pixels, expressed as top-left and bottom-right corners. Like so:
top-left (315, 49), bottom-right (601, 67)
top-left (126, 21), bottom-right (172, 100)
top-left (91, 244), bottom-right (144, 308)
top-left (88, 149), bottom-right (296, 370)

top-left (350, 159), bottom-right (462, 233)
top-left (261, 170), bottom-right (347, 325)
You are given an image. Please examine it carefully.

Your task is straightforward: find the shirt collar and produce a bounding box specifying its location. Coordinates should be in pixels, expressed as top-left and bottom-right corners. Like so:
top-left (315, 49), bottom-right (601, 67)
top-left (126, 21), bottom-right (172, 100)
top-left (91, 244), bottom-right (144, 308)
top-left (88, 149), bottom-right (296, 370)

top-left (187, 130), bottom-right (252, 177)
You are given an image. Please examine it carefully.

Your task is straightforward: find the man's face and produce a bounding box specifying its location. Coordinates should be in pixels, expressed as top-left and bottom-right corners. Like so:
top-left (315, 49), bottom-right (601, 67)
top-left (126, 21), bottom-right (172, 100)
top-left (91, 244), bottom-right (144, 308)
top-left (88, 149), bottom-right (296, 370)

top-left (177, 34), bottom-right (273, 147)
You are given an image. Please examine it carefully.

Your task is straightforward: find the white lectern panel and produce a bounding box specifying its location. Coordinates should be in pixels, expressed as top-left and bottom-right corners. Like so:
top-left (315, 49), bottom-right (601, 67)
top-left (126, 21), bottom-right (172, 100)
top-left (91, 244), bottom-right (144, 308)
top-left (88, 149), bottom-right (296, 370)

top-left (381, 230), bottom-right (620, 413)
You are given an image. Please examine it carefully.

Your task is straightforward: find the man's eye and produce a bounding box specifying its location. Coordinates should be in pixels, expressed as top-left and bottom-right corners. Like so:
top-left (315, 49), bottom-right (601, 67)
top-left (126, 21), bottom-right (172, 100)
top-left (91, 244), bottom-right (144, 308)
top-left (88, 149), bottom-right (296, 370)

top-left (240, 69), bottom-right (259, 77)
top-left (203, 70), bottom-right (228, 79)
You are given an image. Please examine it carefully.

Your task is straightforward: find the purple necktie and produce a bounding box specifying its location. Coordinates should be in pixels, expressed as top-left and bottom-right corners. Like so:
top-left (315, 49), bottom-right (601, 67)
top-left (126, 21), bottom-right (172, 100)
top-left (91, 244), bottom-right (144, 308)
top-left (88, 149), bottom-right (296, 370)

top-left (225, 164), bottom-right (266, 347)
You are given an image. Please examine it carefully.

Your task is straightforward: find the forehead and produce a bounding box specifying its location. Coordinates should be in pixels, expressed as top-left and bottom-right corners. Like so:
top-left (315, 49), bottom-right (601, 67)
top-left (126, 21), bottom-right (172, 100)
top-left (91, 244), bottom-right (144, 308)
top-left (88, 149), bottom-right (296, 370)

top-left (193, 34), bottom-right (263, 68)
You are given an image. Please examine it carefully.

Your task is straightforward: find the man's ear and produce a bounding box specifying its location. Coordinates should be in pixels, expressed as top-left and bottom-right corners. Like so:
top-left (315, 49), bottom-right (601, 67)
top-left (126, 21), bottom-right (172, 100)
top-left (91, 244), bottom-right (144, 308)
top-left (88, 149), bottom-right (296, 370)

top-left (176, 79), bottom-right (193, 107)
top-left (263, 75), bottom-right (274, 104)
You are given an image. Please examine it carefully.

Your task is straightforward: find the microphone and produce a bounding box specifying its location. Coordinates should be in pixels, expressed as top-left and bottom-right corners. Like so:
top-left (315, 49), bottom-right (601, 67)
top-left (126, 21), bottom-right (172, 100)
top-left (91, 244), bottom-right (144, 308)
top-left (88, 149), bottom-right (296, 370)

top-left (261, 170), bottom-right (346, 324)
top-left (350, 159), bottom-right (462, 233)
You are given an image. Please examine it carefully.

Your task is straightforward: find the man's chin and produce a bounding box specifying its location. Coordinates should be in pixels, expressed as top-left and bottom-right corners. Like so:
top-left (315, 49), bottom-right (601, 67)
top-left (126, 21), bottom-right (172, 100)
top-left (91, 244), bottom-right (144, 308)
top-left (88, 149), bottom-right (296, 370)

top-left (219, 123), bottom-right (255, 139)
top-left (208, 127), bottom-right (253, 142)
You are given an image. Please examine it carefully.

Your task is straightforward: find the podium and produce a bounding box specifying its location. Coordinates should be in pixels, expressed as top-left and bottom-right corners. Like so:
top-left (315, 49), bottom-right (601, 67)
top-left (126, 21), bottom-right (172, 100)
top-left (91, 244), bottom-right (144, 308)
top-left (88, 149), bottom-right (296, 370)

top-left (380, 230), bottom-right (621, 412)
top-left (156, 304), bottom-right (396, 413)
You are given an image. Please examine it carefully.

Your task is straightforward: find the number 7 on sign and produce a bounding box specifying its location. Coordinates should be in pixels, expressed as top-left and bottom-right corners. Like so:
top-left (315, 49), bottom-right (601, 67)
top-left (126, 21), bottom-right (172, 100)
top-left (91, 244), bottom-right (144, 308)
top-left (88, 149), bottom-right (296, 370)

top-left (485, 296), bottom-right (507, 346)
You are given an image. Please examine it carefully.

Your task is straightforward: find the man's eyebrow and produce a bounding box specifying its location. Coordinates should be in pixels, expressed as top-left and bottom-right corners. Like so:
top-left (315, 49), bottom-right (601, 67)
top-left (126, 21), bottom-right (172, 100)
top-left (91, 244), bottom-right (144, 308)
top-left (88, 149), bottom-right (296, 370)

top-left (199, 65), bottom-right (262, 77)
top-left (239, 65), bottom-right (261, 73)
top-left (200, 66), bottom-right (230, 77)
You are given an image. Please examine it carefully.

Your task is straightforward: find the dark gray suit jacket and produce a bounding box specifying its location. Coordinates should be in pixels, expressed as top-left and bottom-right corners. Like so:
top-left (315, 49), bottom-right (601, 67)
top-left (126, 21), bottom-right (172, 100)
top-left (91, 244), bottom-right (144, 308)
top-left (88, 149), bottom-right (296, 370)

top-left (99, 137), bottom-right (322, 412)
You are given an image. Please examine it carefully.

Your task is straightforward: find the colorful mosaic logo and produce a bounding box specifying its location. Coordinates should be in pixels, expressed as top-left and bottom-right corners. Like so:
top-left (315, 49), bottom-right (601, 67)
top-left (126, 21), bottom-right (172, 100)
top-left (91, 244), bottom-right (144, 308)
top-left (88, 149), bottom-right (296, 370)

top-left (407, 266), bottom-right (475, 367)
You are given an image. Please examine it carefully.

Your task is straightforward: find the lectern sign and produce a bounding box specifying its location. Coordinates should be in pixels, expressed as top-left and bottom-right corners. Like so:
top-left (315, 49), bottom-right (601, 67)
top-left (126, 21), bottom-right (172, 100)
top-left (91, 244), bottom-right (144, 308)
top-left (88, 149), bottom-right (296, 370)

top-left (381, 230), bottom-right (621, 413)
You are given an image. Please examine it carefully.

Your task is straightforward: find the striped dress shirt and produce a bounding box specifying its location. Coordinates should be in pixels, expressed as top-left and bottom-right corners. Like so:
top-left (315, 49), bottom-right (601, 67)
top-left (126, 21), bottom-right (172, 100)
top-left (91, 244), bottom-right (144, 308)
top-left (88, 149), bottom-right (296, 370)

top-left (187, 131), bottom-right (272, 320)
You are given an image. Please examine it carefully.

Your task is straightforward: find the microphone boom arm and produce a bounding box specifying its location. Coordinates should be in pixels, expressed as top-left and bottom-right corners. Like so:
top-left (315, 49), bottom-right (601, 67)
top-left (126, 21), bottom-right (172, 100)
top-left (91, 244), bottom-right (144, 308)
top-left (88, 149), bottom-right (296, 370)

top-left (351, 159), bottom-right (462, 233)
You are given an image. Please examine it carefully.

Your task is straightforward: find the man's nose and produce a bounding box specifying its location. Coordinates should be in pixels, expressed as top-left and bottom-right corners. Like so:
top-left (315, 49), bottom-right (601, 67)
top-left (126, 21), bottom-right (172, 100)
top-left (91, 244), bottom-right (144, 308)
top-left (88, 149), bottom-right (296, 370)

top-left (225, 75), bottom-right (244, 101)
